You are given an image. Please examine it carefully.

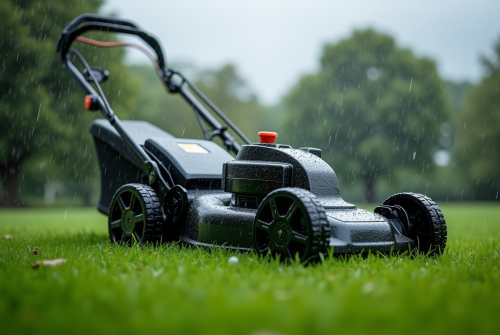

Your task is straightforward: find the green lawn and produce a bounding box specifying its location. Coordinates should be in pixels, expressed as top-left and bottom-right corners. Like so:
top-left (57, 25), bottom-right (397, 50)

top-left (1, 203), bottom-right (499, 335)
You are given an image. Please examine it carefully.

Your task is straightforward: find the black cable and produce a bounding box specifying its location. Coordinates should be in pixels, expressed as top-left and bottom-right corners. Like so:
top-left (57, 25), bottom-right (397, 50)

top-left (168, 69), bottom-right (252, 145)
top-left (69, 48), bottom-right (113, 118)
top-left (71, 40), bottom-right (250, 146)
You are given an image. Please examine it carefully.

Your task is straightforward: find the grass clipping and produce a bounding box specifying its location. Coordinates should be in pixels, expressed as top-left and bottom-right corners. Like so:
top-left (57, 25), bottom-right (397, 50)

top-left (32, 259), bottom-right (67, 269)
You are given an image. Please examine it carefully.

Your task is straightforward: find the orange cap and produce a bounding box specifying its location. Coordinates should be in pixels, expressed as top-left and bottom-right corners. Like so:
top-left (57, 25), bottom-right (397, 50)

top-left (84, 95), bottom-right (93, 110)
top-left (258, 131), bottom-right (278, 144)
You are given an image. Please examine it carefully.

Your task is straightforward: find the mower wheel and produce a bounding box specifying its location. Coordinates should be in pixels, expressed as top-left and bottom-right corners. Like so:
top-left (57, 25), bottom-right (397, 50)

top-left (254, 188), bottom-right (329, 262)
top-left (108, 184), bottom-right (163, 245)
top-left (382, 192), bottom-right (447, 256)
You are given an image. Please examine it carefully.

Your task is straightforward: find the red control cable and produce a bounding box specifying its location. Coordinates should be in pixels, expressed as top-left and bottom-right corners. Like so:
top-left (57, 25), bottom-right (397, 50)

top-left (75, 36), bottom-right (162, 75)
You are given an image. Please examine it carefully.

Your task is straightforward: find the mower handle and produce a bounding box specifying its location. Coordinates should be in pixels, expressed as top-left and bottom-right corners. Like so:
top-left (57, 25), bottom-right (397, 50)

top-left (57, 13), bottom-right (139, 52)
top-left (57, 14), bottom-right (166, 70)
top-left (57, 14), bottom-right (251, 195)
top-left (57, 15), bottom-right (169, 190)
top-left (61, 13), bottom-right (139, 32)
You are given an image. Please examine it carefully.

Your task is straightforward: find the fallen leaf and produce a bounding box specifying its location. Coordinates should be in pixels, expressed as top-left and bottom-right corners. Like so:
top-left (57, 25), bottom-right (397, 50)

top-left (32, 258), bottom-right (67, 269)
top-left (43, 259), bottom-right (67, 266)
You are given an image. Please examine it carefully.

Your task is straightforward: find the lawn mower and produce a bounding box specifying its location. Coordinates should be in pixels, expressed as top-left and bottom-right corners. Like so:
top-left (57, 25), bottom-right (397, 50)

top-left (56, 14), bottom-right (447, 261)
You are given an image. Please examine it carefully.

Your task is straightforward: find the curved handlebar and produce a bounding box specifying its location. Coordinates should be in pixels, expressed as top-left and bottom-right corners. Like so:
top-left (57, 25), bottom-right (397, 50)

top-left (62, 13), bottom-right (139, 31)
top-left (57, 13), bottom-right (251, 165)
top-left (56, 13), bottom-right (166, 70)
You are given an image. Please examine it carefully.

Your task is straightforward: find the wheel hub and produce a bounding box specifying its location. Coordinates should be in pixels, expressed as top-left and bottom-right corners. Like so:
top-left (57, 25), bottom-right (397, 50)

top-left (122, 210), bottom-right (136, 234)
top-left (270, 220), bottom-right (292, 250)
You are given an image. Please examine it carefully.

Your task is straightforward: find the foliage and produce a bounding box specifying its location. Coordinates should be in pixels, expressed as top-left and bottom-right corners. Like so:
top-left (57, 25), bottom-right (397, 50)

top-left (129, 64), bottom-right (198, 139)
top-left (0, 0), bottom-right (54, 206)
top-left (1, 204), bottom-right (499, 334)
top-left (283, 29), bottom-right (449, 202)
top-left (129, 63), bottom-right (271, 147)
top-left (455, 37), bottom-right (500, 200)
top-left (0, 0), bottom-right (138, 206)
top-left (195, 64), bottom-right (269, 143)
top-left (446, 80), bottom-right (474, 113)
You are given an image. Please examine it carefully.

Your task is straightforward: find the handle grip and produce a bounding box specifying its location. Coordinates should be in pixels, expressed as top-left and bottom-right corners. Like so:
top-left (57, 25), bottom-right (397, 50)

top-left (56, 13), bottom-right (166, 70)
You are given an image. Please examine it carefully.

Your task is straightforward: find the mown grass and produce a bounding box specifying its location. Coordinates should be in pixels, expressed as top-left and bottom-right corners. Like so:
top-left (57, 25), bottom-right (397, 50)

top-left (1, 203), bottom-right (499, 335)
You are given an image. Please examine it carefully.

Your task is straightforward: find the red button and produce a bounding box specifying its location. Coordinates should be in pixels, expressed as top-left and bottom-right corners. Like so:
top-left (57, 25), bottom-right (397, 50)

top-left (258, 131), bottom-right (278, 144)
top-left (84, 95), bottom-right (93, 110)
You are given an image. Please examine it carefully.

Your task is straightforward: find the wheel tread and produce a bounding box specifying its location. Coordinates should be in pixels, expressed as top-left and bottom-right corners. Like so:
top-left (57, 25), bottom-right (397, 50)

top-left (108, 183), bottom-right (163, 245)
top-left (255, 187), bottom-right (330, 260)
top-left (382, 192), bottom-right (447, 255)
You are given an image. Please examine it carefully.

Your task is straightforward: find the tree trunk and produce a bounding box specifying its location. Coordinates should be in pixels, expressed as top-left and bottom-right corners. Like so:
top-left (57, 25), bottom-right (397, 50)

top-left (82, 188), bottom-right (92, 207)
top-left (0, 158), bottom-right (25, 207)
top-left (364, 176), bottom-right (376, 204)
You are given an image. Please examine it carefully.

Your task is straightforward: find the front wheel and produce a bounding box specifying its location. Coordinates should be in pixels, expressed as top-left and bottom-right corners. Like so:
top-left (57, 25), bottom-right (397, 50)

top-left (253, 188), bottom-right (329, 262)
top-left (381, 192), bottom-right (447, 256)
top-left (108, 184), bottom-right (163, 245)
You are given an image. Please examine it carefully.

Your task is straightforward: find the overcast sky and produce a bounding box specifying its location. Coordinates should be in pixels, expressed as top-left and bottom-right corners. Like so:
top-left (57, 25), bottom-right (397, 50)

top-left (102, 0), bottom-right (500, 105)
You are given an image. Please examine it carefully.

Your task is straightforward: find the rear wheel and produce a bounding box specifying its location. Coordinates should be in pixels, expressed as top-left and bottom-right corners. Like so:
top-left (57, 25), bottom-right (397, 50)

top-left (254, 188), bottom-right (329, 262)
top-left (108, 184), bottom-right (163, 245)
top-left (382, 192), bottom-right (447, 255)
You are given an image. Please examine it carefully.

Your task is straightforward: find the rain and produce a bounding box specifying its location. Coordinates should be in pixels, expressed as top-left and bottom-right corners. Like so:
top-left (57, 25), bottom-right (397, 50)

top-left (1, 1), bottom-right (500, 335)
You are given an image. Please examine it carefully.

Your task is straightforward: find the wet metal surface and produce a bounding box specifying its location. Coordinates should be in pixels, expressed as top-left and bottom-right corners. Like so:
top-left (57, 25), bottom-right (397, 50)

top-left (235, 144), bottom-right (354, 209)
top-left (326, 209), bottom-right (402, 253)
top-left (183, 191), bottom-right (255, 248)
top-left (93, 126), bottom-right (415, 254)
top-left (326, 209), bottom-right (386, 222)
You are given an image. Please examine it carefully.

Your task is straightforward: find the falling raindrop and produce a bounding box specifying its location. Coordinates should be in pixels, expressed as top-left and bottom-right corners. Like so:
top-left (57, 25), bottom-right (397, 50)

top-left (366, 67), bottom-right (380, 81)
top-left (434, 150), bottom-right (451, 167)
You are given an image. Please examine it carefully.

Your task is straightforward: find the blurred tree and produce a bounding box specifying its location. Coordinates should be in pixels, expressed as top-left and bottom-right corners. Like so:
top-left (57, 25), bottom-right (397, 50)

top-left (455, 37), bottom-right (500, 200)
top-left (0, 0), bottom-right (138, 207)
top-left (446, 81), bottom-right (474, 113)
top-left (195, 64), bottom-right (268, 143)
top-left (0, 0), bottom-right (51, 207)
top-left (130, 63), bottom-right (269, 146)
top-left (129, 64), bottom-right (200, 140)
top-left (283, 29), bottom-right (448, 202)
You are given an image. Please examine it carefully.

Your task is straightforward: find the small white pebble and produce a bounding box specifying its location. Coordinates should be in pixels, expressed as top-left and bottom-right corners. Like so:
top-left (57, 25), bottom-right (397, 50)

top-left (228, 256), bottom-right (239, 264)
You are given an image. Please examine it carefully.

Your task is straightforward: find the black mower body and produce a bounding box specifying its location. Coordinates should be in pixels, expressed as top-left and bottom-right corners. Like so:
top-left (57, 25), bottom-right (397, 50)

top-left (58, 14), bottom-right (446, 260)
top-left (91, 119), bottom-right (413, 254)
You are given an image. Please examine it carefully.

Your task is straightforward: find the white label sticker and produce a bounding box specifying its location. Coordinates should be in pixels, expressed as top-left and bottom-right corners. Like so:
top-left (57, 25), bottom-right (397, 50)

top-left (177, 143), bottom-right (209, 153)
